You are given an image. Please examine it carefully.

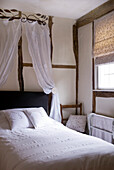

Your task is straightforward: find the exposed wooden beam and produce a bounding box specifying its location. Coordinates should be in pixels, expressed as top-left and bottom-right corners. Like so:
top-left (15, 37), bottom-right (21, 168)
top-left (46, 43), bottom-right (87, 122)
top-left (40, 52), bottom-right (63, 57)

top-left (60, 104), bottom-right (64, 123)
top-left (94, 90), bottom-right (114, 98)
top-left (77, 0), bottom-right (114, 28)
top-left (48, 16), bottom-right (54, 116)
top-left (61, 104), bottom-right (80, 108)
top-left (23, 63), bottom-right (33, 67)
top-left (92, 91), bottom-right (96, 113)
top-left (92, 22), bottom-right (95, 90)
top-left (73, 23), bottom-right (79, 109)
top-left (23, 63), bottom-right (76, 69)
top-left (52, 64), bottom-right (76, 69)
top-left (48, 16), bottom-right (53, 61)
top-left (92, 21), bottom-right (95, 113)
top-left (18, 36), bottom-right (24, 91)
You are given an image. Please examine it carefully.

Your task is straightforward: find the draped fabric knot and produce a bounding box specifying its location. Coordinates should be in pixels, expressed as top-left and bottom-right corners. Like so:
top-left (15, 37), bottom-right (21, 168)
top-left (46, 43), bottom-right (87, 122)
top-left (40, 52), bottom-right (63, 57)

top-left (52, 87), bottom-right (57, 94)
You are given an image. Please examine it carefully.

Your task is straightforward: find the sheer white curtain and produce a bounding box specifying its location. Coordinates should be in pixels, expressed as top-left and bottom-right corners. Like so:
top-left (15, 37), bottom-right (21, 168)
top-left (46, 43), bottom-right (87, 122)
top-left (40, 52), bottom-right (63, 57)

top-left (25, 22), bottom-right (61, 122)
top-left (0, 20), bottom-right (21, 87)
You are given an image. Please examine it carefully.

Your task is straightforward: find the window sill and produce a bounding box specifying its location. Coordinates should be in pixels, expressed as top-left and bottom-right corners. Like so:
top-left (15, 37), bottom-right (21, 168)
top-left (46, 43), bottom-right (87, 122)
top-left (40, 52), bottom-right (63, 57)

top-left (93, 90), bottom-right (114, 92)
top-left (93, 90), bottom-right (114, 98)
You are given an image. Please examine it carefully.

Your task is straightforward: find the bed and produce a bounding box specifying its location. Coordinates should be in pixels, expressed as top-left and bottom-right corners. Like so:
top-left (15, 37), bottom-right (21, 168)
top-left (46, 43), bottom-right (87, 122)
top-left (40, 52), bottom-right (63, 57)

top-left (0, 91), bottom-right (114, 170)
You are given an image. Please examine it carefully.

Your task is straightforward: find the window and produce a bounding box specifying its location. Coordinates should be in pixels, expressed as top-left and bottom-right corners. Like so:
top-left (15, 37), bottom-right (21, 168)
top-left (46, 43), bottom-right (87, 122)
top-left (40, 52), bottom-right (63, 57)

top-left (92, 11), bottom-right (114, 113)
top-left (97, 62), bottom-right (114, 90)
top-left (93, 11), bottom-right (114, 91)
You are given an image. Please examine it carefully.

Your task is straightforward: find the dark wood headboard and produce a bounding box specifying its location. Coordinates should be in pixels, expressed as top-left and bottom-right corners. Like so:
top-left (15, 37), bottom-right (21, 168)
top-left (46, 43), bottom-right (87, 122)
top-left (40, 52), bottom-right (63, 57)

top-left (0, 91), bottom-right (49, 114)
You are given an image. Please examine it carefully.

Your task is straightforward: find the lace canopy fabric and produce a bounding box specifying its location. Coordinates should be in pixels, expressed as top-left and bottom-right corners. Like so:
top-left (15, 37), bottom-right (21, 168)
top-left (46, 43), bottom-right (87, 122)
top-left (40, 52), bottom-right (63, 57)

top-left (25, 22), bottom-right (61, 122)
top-left (0, 20), bottom-right (61, 122)
top-left (94, 11), bottom-right (114, 65)
top-left (0, 20), bottom-right (21, 87)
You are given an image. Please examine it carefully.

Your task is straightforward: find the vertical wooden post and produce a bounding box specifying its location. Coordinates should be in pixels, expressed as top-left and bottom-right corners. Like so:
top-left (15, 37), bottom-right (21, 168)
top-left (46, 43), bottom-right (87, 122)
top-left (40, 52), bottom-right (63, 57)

top-left (92, 22), bottom-right (95, 90)
top-left (48, 16), bottom-right (53, 62)
top-left (92, 91), bottom-right (96, 113)
top-left (48, 16), bottom-right (54, 114)
top-left (92, 21), bottom-right (96, 113)
top-left (18, 36), bottom-right (24, 91)
top-left (48, 92), bottom-right (52, 115)
top-left (73, 23), bottom-right (79, 113)
top-left (60, 104), bottom-right (63, 123)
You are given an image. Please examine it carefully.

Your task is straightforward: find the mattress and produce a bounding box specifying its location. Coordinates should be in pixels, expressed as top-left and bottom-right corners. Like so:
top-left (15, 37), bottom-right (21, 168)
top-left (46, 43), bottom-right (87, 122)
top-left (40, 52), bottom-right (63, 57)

top-left (0, 118), bottom-right (114, 170)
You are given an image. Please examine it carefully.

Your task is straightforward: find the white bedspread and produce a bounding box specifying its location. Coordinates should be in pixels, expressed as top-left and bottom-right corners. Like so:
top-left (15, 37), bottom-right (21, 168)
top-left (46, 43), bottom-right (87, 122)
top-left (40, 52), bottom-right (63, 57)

top-left (0, 119), bottom-right (114, 170)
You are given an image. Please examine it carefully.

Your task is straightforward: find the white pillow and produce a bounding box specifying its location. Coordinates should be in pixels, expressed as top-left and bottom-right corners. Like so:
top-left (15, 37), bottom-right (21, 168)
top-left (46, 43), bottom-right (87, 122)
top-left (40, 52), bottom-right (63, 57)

top-left (66, 115), bottom-right (87, 132)
top-left (24, 107), bottom-right (49, 129)
top-left (3, 110), bottom-right (33, 130)
top-left (0, 112), bottom-right (10, 130)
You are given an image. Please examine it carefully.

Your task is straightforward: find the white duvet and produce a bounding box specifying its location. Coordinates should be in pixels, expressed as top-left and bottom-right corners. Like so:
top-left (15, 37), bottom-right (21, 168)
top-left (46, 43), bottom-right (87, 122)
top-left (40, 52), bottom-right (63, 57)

top-left (0, 118), bottom-right (114, 170)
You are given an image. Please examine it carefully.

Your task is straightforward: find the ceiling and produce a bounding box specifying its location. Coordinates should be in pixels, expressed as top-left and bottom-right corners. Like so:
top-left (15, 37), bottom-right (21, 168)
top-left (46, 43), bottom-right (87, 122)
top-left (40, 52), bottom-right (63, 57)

top-left (0, 0), bottom-right (108, 19)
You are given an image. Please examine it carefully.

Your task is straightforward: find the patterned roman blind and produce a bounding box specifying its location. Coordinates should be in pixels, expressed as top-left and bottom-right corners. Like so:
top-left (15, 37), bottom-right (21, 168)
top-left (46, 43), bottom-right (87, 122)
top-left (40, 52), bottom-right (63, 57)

top-left (94, 11), bottom-right (114, 65)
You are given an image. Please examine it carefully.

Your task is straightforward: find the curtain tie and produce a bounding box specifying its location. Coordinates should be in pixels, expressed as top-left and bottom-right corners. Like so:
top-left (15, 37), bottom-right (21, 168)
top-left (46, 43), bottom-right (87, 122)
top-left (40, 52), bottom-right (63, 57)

top-left (52, 87), bottom-right (57, 94)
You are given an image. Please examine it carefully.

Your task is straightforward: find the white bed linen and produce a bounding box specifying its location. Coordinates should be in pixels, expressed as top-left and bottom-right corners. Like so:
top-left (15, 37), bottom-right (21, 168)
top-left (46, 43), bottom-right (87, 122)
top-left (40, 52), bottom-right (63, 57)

top-left (0, 118), bottom-right (114, 170)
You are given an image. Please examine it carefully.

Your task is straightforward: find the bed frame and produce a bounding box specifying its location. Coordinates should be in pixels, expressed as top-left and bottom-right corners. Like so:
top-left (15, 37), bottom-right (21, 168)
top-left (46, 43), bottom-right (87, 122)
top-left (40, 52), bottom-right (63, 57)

top-left (0, 91), bottom-right (49, 114)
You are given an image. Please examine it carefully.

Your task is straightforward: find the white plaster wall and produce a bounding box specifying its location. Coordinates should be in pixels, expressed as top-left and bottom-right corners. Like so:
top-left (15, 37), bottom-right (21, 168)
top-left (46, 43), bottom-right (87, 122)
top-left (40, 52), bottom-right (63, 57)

top-left (52, 17), bottom-right (75, 65)
top-left (78, 23), bottom-right (92, 115)
top-left (78, 23), bottom-right (114, 117)
top-left (53, 69), bottom-right (76, 105)
top-left (23, 67), bottom-right (43, 91)
top-left (52, 17), bottom-right (76, 108)
top-left (96, 98), bottom-right (114, 117)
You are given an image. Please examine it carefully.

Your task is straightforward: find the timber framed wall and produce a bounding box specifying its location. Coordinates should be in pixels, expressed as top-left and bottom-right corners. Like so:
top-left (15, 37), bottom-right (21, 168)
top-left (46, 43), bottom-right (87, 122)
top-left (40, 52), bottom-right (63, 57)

top-left (77, 0), bottom-right (114, 114)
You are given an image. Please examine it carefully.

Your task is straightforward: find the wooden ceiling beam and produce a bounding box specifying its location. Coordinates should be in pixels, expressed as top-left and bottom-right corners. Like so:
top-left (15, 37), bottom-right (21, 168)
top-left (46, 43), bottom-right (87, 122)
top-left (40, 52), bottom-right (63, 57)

top-left (77, 0), bottom-right (114, 28)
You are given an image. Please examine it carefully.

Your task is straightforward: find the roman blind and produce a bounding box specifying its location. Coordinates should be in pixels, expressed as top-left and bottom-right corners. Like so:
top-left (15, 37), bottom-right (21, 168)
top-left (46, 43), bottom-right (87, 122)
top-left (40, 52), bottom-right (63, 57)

top-left (94, 11), bottom-right (114, 65)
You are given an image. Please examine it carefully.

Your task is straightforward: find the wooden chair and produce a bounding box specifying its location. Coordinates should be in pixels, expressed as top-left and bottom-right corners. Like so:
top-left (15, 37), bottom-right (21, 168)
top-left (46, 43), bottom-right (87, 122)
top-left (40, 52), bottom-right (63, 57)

top-left (60, 103), bottom-right (82, 124)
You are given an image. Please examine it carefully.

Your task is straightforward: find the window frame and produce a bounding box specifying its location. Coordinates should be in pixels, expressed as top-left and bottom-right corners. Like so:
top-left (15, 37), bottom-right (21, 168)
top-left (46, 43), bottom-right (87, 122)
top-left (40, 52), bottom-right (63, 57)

top-left (95, 63), bottom-right (114, 90)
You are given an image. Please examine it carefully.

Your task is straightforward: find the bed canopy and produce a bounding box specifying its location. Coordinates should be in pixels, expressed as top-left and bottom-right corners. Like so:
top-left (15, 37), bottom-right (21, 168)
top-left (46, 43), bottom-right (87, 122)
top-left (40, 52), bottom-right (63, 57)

top-left (0, 9), bottom-right (61, 122)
